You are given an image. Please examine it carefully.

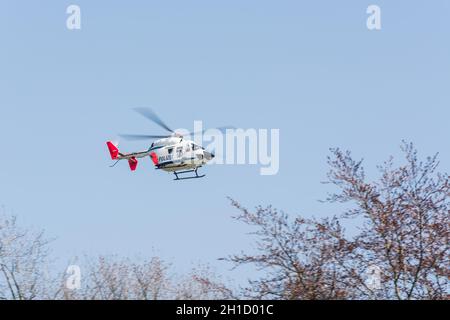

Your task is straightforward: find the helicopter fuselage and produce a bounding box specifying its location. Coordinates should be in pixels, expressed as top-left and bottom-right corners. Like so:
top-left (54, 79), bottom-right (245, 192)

top-left (149, 137), bottom-right (214, 172)
top-left (107, 137), bottom-right (214, 174)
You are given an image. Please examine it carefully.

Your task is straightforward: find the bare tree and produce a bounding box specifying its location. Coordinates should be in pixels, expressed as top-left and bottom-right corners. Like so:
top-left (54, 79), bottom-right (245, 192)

top-left (60, 255), bottom-right (171, 300)
top-left (60, 256), bottom-right (233, 300)
top-left (0, 210), bottom-right (234, 300)
top-left (223, 200), bottom-right (350, 299)
top-left (0, 212), bottom-right (53, 300)
top-left (326, 142), bottom-right (449, 299)
top-left (173, 265), bottom-right (236, 300)
top-left (130, 257), bottom-right (171, 300)
top-left (226, 142), bottom-right (449, 300)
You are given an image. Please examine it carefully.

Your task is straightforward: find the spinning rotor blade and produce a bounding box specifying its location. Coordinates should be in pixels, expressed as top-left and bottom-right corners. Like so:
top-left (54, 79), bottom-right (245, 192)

top-left (185, 126), bottom-right (236, 137)
top-left (133, 107), bottom-right (174, 133)
top-left (119, 134), bottom-right (171, 141)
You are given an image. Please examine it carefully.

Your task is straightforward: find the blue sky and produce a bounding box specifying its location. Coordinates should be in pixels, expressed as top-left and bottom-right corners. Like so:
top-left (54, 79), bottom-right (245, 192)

top-left (1, 1), bottom-right (449, 285)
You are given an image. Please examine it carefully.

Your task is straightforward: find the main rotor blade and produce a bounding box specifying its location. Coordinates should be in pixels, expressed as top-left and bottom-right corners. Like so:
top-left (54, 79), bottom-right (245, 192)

top-left (133, 108), bottom-right (174, 133)
top-left (185, 126), bottom-right (236, 136)
top-left (119, 134), bottom-right (171, 141)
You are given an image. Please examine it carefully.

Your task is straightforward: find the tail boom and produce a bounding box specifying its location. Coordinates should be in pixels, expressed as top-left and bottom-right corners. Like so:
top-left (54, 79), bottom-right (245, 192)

top-left (106, 141), bottom-right (154, 171)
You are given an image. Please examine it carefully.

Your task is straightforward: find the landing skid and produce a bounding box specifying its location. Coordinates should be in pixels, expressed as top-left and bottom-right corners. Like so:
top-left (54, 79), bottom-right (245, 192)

top-left (173, 168), bottom-right (205, 181)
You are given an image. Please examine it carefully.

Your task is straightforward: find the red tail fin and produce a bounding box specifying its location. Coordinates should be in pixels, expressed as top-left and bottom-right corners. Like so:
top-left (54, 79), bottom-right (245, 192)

top-left (150, 152), bottom-right (159, 165)
top-left (128, 157), bottom-right (138, 171)
top-left (106, 141), bottom-right (119, 160)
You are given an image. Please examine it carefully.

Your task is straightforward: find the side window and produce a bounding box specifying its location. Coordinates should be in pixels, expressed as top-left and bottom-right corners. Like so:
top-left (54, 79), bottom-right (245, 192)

top-left (193, 144), bottom-right (200, 151)
top-left (176, 147), bottom-right (183, 157)
top-left (167, 148), bottom-right (173, 154)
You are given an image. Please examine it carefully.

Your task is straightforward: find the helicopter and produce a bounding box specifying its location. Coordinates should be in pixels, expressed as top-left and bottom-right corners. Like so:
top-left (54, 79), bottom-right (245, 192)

top-left (106, 108), bottom-right (230, 180)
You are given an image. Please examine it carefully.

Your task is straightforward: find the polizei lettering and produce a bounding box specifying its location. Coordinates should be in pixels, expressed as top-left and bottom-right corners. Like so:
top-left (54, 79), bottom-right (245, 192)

top-left (158, 154), bottom-right (172, 162)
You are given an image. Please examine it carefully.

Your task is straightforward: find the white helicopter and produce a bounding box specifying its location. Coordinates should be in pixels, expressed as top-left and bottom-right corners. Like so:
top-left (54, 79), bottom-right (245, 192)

top-left (106, 108), bottom-right (230, 180)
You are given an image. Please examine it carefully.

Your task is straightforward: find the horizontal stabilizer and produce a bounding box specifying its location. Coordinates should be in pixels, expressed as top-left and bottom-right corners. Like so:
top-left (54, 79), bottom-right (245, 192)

top-left (128, 157), bottom-right (138, 171)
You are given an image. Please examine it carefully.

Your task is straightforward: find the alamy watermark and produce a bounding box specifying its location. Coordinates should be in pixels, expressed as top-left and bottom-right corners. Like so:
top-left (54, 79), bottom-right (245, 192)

top-left (65, 265), bottom-right (81, 290)
top-left (66, 5), bottom-right (81, 30)
top-left (367, 5), bottom-right (381, 30)
top-left (365, 265), bottom-right (382, 291)
top-left (173, 121), bottom-right (280, 176)
top-left (65, 5), bottom-right (382, 31)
